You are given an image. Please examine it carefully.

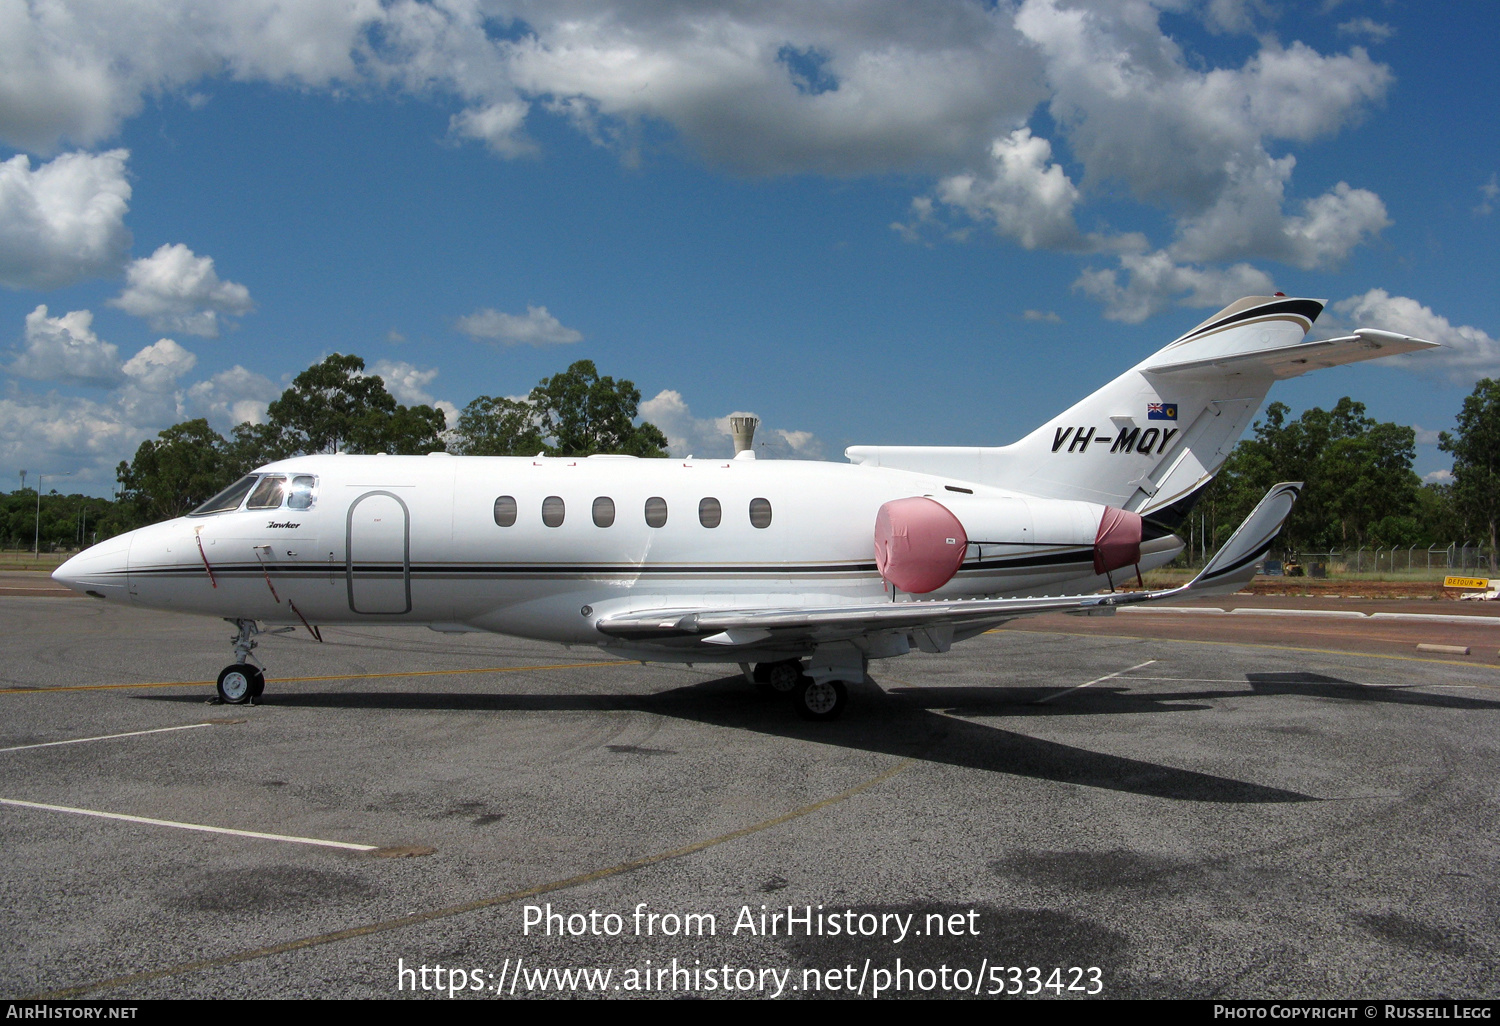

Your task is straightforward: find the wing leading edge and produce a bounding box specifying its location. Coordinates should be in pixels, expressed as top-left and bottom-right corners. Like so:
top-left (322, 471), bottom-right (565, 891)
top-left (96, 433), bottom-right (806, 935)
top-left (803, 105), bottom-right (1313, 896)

top-left (595, 482), bottom-right (1302, 649)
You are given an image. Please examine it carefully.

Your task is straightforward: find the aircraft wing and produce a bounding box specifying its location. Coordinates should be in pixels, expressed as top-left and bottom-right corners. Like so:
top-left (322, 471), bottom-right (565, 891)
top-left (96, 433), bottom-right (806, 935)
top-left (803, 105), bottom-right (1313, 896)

top-left (595, 482), bottom-right (1302, 649)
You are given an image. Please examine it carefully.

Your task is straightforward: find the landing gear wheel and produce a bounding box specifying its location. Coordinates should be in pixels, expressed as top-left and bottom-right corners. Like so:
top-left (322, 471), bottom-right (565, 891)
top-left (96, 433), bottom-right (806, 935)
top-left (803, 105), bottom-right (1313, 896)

top-left (216, 664), bottom-right (263, 705)
top-left (757, 660), bottom-right (804, 695)
top-left (794, 678), bottom-right (847, 721)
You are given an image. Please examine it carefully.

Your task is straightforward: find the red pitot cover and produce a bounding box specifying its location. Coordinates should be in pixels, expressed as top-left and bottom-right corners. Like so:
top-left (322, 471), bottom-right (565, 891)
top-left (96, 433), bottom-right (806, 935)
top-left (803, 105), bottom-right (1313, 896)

top-left (873, 497), bottom-right (969, 594)
top-left (1093, 506), bottom-right (1143, 576)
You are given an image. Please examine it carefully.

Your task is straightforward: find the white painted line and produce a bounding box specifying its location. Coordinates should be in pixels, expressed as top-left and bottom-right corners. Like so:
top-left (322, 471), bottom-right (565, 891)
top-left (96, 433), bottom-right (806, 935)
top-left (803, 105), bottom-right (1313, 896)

top-left (1034, 659), bottom-right (1157, 704)
top-left (0, 797), bottom-right (378, 851)
top-left (0, 722), bottom-right (212, 754)
top-left (1120, 606), bottom-right (1225, 615)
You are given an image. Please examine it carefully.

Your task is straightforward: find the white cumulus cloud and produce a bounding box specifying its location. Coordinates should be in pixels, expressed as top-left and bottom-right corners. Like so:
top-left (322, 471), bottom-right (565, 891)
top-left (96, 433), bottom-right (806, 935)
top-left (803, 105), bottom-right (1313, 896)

top-left (185, 365), bottom-right (281, 431)
top-left (0, 150), bottom-right (131, 290)
top-left (456, 305), bottom-right (583, 346)
top-left (110, 243), bottom-right (253, 337)
top-left (1073, 251), bottom-right (1274, 324)
top-left (9, 305), bottom-right (122, 386)
top-left (931, 128), bottom-right (1093, 251)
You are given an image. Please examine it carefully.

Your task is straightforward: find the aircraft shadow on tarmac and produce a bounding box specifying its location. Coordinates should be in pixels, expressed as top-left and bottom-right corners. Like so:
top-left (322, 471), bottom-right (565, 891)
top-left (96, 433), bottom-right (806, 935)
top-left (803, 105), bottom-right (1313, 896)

top-left (887, 670), bottom-right (1500, 718)
top-left (139, 666), bottom-right (1467, 805)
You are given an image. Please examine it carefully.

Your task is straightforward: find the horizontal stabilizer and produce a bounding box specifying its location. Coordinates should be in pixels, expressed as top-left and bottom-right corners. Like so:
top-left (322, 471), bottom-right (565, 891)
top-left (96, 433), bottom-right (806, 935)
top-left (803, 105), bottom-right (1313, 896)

top-left (1148, 329), bottom-right (1439, 380)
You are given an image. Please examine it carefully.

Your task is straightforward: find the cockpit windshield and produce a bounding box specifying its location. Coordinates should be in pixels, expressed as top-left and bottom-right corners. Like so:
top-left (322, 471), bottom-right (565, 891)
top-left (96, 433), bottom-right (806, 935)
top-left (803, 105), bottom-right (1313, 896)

top-left (190, 475), bottom-right (258, 516)
top-left (188, 473), bottom-right (319, 516)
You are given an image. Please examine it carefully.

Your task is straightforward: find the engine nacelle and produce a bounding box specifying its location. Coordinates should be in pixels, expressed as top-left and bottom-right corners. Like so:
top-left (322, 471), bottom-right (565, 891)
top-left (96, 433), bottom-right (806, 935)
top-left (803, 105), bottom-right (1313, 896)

top-left (874, 493), bottom-right (1142, 593)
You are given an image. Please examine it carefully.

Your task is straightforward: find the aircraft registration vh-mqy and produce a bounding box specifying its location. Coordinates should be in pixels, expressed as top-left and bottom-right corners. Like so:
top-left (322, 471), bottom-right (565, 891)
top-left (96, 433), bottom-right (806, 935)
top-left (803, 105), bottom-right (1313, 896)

top-left (53, 295), bottom-right (1436, 720)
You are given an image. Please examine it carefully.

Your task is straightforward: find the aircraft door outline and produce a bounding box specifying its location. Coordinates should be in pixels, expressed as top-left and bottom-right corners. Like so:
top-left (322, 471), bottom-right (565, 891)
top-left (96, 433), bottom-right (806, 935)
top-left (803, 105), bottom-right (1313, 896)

top-left (346, 490), bottom-right (412, 614)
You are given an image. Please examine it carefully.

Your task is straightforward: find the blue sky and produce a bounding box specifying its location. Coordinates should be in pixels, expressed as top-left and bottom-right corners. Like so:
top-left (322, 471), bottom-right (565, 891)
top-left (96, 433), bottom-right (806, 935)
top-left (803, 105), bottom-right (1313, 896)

top-left (1, 0), bottom-right (1496, 495)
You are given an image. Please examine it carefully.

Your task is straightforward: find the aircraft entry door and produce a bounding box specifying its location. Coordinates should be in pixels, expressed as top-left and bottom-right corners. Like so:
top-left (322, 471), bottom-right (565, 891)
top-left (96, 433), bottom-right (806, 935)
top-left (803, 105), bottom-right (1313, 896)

top-left (346, 490), bottom-right (411, 614)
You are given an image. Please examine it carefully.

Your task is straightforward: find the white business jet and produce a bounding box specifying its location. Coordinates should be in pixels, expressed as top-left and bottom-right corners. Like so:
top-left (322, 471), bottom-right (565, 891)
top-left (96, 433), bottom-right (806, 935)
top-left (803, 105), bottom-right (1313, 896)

top-left (53, 296), bottom-right (1435, 719)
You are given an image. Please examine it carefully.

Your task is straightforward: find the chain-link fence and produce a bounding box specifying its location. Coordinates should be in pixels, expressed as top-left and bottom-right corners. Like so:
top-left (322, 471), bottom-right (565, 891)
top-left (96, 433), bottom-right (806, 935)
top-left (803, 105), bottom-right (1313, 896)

top-left (1258, 544), bottom-right (1489, 576)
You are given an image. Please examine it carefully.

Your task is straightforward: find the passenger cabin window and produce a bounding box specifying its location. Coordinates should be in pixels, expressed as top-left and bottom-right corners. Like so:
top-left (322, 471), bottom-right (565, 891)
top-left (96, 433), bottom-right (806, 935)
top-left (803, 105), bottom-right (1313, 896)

top-left (494, 495), bottom-right (517, 527)
top-left (542, 495), bottom-right (566, 528)
top-left (246, 475), bottom-right (287, 510)
top-left (644, 496), bottom-right (668, 528)
top-left (286, 475), bottom-right (318, 510)
top-left (190, 475), bottom-right (258, 516)
top-left (592, 496), bottom-right (615, 528)
top-left (699, 497), bottom-right (722, 528)
top-left (749, 497), bottom-right (772, 529)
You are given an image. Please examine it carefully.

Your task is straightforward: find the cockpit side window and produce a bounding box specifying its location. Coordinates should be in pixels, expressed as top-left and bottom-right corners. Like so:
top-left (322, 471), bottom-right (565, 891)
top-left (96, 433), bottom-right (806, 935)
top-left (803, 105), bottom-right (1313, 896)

top-left (246, 475), bottom-right (288, 510)
top-left (190, 475), bottom-right (259, 516)
top-left (286, 475), bottom-right (318, 510)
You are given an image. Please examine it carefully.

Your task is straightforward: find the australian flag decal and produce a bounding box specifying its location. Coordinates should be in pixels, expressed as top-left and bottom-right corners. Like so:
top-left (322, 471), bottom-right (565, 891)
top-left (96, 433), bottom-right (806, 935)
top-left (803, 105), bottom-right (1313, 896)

top-left (1148, 402), bottom-right (1178, 421)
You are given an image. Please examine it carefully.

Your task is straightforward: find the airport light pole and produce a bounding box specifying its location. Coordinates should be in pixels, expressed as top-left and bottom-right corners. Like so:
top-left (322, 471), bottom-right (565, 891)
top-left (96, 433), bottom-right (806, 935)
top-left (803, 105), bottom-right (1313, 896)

top-left (34, 471), bottom-right (72, 558)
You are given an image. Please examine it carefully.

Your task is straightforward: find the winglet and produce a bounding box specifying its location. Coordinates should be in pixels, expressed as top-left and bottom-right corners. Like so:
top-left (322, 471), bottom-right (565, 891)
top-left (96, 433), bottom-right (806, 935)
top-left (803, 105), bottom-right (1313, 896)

top-left (1182, 482), bottom-right (1302, 596)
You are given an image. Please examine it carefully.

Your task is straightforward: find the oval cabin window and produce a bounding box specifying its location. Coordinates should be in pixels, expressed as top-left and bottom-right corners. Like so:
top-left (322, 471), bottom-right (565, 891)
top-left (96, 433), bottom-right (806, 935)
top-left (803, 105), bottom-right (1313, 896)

top-left (699, 497), bottom-right (722, 528)
top-left (749, 497), bottom-right (772, 529)
top-left (494, 495), bottom-right (517, 527)
top-left (644, 496), bottom-right (668, 528)
top-left (592, 496), bottom-right (615, 528)
top-left (541, 495), bottom-right (565, 528)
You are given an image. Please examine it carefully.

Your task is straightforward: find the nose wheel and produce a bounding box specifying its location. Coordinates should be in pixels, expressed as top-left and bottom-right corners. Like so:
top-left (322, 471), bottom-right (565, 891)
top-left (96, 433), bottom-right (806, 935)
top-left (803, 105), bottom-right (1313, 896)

top-left (215, 618), bottom-right (268, 705)
top-left (216, 664), bottom-right (265, 705)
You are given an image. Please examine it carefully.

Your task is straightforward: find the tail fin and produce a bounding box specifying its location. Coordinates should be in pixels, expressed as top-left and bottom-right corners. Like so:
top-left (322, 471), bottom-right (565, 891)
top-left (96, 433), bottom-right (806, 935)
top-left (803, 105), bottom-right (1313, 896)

top-left (846, 297), bottom-right (1436, 519)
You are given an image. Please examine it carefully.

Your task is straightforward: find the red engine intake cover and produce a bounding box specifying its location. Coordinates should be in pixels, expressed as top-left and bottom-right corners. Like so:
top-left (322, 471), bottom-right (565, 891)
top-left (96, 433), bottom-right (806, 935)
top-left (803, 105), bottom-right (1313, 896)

top-left (1093, 506), bottom-right (1143, 575)
top-left (874, 497), bottom-right (969, 594)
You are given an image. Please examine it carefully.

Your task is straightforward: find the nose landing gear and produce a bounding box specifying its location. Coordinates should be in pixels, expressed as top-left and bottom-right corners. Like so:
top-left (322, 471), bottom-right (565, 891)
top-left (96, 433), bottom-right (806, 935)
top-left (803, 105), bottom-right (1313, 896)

top-left (215, 619), bottom-right (267, 705)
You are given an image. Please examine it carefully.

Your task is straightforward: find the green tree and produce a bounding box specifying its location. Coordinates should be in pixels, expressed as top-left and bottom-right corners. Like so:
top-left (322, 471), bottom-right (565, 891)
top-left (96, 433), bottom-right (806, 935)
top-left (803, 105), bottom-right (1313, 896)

top-left (224, 421), bottom-right (296, 476)
top-left (1201, 398), bottom-right (1421, 552)
top-left (1439, 378), bottom-right (1500, 556)
top-left (527, 360), bottom-right (668, 457)
top-left (257, 353), bottom-right (447, 456)
top-left (116, 419), bottom-right (231, 522)
top-left (265, 353), bottom-right (398, 454)
top-left (451, 395), bottom-right (546, 456)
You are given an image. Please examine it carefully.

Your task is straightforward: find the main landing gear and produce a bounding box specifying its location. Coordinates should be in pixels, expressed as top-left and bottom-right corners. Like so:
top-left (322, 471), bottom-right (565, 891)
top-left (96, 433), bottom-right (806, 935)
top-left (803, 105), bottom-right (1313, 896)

top-left (752, 660), bottom-right (849, 721)
top-left (215, 619), bottom-right (266, 705)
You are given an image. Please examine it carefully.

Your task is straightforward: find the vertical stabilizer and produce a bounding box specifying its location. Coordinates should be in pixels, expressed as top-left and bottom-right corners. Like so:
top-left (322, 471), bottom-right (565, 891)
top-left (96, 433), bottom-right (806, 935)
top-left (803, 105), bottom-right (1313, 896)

top-left (846, 297), bottom-right (1322, 513)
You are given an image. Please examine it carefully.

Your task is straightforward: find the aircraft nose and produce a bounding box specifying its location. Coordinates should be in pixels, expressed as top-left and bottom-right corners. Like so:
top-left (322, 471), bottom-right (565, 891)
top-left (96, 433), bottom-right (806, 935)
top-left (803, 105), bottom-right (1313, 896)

top-left (52, 532), bottom-right (132, 599)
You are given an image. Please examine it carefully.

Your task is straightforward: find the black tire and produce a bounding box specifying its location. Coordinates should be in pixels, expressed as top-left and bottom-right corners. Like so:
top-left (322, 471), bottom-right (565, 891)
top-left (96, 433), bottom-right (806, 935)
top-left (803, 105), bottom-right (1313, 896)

top-left (247, 667), bottom-right (266, 699)
top-left (794, 677), bottom-right (847, 721)
top-left (217, 664), bottom-right (259, 705)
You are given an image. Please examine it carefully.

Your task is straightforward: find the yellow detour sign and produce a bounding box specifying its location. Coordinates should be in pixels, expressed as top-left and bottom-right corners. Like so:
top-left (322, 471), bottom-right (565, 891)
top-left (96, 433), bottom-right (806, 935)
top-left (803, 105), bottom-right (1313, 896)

top-left (1444, 576), bottom-right (1490, 590)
